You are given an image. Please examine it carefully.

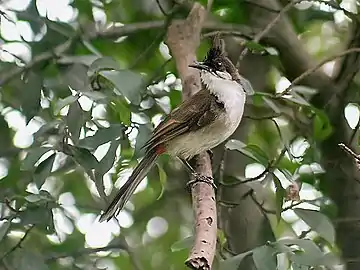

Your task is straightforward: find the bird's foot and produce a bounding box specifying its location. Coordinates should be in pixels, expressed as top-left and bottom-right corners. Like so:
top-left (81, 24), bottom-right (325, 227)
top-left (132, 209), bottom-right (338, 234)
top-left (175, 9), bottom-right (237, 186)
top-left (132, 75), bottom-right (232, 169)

top-left (187, 173), bottom-right (217, 190)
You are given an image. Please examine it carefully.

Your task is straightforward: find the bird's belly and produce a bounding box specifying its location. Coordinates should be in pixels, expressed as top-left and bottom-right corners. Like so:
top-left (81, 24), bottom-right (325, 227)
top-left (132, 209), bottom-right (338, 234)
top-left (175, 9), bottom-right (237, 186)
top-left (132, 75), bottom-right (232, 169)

top-left (165, 113), bottom-right (241, 160)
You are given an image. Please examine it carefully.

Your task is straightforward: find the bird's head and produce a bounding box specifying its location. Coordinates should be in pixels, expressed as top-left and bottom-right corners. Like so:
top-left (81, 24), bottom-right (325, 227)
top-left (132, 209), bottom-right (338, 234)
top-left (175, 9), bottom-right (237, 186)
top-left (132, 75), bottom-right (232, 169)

top-left (189, 35), bottom-right (254, 96)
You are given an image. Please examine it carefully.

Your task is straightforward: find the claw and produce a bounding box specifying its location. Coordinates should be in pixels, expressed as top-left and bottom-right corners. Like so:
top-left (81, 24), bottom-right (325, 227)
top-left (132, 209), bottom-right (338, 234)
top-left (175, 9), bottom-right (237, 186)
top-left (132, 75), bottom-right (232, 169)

top-left (187, 173), bottom-right (217, 190)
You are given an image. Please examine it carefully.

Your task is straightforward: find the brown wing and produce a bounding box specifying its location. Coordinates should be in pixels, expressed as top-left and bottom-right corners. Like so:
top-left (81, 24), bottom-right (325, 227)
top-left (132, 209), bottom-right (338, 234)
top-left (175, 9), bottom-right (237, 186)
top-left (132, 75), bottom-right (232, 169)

top-left (142, 89), bottom-right (223, 151)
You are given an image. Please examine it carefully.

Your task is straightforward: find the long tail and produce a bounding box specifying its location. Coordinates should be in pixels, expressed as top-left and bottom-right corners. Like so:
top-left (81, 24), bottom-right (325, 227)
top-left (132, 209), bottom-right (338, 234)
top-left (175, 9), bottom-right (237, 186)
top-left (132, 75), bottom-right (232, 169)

top-left (99, 150), bottom-right (158, 222)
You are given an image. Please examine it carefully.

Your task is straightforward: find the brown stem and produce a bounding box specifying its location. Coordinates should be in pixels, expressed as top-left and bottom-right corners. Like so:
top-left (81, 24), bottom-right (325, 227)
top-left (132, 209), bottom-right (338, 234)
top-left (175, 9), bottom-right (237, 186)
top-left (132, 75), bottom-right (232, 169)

top-left (165, 3), bottom-right (217, 269)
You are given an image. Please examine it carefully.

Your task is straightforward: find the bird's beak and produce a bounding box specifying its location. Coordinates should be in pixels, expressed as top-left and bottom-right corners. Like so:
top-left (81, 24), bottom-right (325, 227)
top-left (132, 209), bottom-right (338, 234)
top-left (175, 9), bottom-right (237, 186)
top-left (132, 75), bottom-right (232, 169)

top-left (189, 61), bottom-right (211, 72)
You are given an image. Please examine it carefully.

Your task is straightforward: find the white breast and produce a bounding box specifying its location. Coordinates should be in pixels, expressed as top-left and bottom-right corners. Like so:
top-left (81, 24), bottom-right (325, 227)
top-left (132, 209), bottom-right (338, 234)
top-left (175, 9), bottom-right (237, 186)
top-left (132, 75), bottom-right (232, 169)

top-left (166, 71), bottom-right (246, 160)
top-left (201, 71), bottom-right (246, 124)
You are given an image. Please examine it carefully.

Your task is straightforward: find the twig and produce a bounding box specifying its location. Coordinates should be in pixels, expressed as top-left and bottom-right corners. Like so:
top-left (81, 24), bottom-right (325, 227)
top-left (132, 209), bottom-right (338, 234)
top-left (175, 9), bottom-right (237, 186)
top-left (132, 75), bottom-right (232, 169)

top-left (46, 243), bottom-right (128, 261)
top-left (202, 30), bottom-right (252, 40)
top-left (243, 113), bottom-right (282, 120)
top-left (0, 225), bottom-right (34, 261)
top-left (100, 20), bottom-right (254, 41)
top-left (338, 143), bottom-right (360, 163)
top-left (237, 0), bottom-right (302, 64)
top-left (155, 0), bottom-right (168, 16)
top-left (0, 39), bottom-right (74, 86)
top-left (165, 3), bottom-right (216, 270)
top-left (279, 48), bottom-right (360, 96)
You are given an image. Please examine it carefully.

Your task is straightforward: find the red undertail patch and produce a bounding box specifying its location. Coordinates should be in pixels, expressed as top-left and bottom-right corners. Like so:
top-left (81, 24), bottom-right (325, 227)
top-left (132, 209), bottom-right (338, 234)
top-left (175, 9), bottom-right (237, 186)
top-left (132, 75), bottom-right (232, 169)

top-left (155, 144), bottom-right (166, 155)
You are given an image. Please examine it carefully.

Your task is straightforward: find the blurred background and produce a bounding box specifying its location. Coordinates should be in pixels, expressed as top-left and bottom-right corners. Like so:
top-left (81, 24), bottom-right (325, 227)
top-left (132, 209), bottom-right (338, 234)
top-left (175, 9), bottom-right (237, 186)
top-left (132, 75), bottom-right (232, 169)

top-left (0, 0), bottom-right (359, 269)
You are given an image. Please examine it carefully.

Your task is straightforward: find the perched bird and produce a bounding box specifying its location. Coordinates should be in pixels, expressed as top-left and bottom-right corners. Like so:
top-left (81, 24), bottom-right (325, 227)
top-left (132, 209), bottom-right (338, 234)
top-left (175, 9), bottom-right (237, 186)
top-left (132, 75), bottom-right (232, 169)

top-left (99, 37), bottom-right (254, 222)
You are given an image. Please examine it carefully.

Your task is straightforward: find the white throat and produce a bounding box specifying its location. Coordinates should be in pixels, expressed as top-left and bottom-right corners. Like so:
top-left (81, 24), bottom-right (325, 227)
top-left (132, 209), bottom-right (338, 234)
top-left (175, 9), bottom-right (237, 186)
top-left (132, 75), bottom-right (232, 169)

top-left (200, 71), bottom-right (246, 114)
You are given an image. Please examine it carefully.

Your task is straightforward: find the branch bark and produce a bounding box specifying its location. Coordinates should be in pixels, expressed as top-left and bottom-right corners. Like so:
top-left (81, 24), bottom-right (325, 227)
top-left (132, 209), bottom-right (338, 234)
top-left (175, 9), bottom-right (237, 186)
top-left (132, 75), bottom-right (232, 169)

top-left (165, 4), bottom-right (217, 269)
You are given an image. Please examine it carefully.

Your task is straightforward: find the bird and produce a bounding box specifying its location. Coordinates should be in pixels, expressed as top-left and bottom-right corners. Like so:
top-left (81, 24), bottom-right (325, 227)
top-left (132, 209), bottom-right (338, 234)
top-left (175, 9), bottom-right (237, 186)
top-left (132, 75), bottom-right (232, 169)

top-left (99, 36), bottom-right (254, 222)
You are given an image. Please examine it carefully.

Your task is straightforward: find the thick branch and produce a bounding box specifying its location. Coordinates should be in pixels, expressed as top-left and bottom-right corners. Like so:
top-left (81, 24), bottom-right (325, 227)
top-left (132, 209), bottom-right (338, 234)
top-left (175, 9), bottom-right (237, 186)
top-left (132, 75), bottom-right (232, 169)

top-left (165, 3), bottom-right (217, 269)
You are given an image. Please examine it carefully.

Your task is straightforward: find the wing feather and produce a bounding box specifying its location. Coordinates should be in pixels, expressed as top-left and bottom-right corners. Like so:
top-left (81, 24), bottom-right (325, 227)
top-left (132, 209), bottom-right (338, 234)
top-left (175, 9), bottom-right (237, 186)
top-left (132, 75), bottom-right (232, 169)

top-left (143, 89), bottom-right (222, 152)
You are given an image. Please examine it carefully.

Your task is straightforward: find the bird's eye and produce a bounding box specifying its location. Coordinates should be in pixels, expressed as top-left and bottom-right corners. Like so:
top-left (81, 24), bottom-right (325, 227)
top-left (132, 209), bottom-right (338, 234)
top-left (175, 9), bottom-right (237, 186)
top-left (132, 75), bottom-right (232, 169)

top-left (217, 62), bottom-right (222, 67)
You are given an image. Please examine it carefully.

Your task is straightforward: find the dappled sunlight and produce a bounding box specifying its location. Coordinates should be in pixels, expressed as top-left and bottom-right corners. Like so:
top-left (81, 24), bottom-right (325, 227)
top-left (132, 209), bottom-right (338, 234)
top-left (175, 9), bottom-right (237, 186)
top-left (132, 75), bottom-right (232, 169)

top-left (345, 103), bottom-right (360, 129)
top-left (37, 0), bottom-right (76, 22)
top-left (146, 216), bottom-right (168, 239)
top-left (0, 0), bottom-right (357, 269)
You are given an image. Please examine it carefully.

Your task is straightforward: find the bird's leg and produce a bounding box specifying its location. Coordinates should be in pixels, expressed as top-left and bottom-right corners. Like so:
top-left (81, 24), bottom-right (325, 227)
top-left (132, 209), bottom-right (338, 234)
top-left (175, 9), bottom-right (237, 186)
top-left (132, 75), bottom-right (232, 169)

top-left (178, 157), bottom-right (217, 190)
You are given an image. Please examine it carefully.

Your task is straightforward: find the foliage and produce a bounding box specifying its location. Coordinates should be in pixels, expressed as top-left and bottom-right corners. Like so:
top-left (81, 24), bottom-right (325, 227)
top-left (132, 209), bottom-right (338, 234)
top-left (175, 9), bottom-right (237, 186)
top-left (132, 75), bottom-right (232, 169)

top-left (0, 0), bottom-right (358, 269)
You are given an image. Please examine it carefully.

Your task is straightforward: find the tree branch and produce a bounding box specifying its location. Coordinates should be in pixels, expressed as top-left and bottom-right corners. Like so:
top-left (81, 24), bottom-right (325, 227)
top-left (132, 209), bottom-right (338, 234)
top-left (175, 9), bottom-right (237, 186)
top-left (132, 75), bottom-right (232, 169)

top-left (46, 243), bottom-right (127, 261)
top-left (0, 20), bottom-right (252, 88)
top-left (165, 3), bottom-right (217, 269)
top-left (0, 225), bottom-right (34, 262)
top-left (279, 47), bottom-right (360, 96)
top-left (0, 39), bottom-right (74, 87)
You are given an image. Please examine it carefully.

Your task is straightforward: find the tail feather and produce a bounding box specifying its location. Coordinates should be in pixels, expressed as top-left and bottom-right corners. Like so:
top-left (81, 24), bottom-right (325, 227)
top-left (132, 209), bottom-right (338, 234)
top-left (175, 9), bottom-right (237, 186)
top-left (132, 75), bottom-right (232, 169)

top-left (99, 151), bottom-right (158, 222)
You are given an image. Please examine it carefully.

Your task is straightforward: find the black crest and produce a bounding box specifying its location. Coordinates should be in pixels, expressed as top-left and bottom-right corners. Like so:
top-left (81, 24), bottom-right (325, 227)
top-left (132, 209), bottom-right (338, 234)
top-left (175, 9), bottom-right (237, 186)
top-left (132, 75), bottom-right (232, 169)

top-left (205, 34), bottom-right (226, 62)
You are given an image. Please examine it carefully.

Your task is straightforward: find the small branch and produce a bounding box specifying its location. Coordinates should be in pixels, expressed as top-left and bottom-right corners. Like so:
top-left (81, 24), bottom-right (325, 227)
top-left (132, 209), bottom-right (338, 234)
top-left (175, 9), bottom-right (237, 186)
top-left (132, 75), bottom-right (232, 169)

top-left (279, 48), bottom-right (360, 97)
top-left (0, 225), bottom-right (34, 261)
top-left (100, 20), bottom-right (254, 41)
top-left (46, 243), bottom-right (127, 261)
top-left (165, 3), bottom-right (217, 270)
top-left (339, 143), bottom-right (360, 163)
top-left (0, 39), bottom-right (74, 86)
top-left (237, 0), bottom-right (302, 63)
top-left (155, 0), bottom-right (168, 16)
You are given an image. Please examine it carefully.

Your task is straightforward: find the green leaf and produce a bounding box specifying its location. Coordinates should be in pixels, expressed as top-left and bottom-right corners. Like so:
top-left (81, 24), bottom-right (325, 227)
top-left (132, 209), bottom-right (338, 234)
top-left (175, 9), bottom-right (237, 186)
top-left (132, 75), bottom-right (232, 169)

top-left (57, 55), bottom-right (98, 66)
top-left (263, 97), bottom-right (281, 113)
top-left (54, 95), bottom-right (79, 115)
top-left (99, 70), bottom-right (143, 105)
top-left (111, 99), bottom-right (132, 126)
top-left (218, 250), bottom-right (253, 270)
top-left (134, 124), bottom-right (152, 157)
top-left (65, 64), bottom-right (89, 92)
top-left (97, 140), bottom-right (120, 175)
top-left (292, 85), bottom-right (317, 95)
top-left (284, 92), bottom-right (310, 106)
top-left (245, 41), bottom-right (267, 53)
top-left (66, 101), bottom-right (86, 143)
top-left (294, 208), bottom-right (335, 244)
top-left (25, 191), bottom-right (54, 203)
top-left (171, 236), bottom-right (194, 252)
top-left (252, 245), bottom-right (277, 270)
top-left (78, 124), bottom-right (124, 150)
top-left (20, 73), bottom-right (42, 122)
top-left (82, 91), bottom-right (108, 101)
top-left (16, 0), bottom-right (42, 34)
top-left (19, 206), bottom-right (53, 229)
top-left (68, 145), bottom-right (99, 172)
top-left (88, 57), bottom-right (121, 76)
top-left (313, 111), bottom-right (333, 141)
top-left (244, 144), bottom-right (269, 165)
top-left (273, 174), bottom-right (285, 221)
top-left (21, 147), bottom-right (52, 171)
top-left (33, 153), bottom-right (56, 187)
top-left (95, 140), bottom-right (120, 198)
top-left (279, 238), bottom-right (324, 266)
top-left (156, 164), bottom-right (167, 200)
top-left (0, 221), bottom-right (10, 241)
top-left (33, 120), bottom-right (62, 141)
top-left (225, 140), bottom-right (259, 162)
